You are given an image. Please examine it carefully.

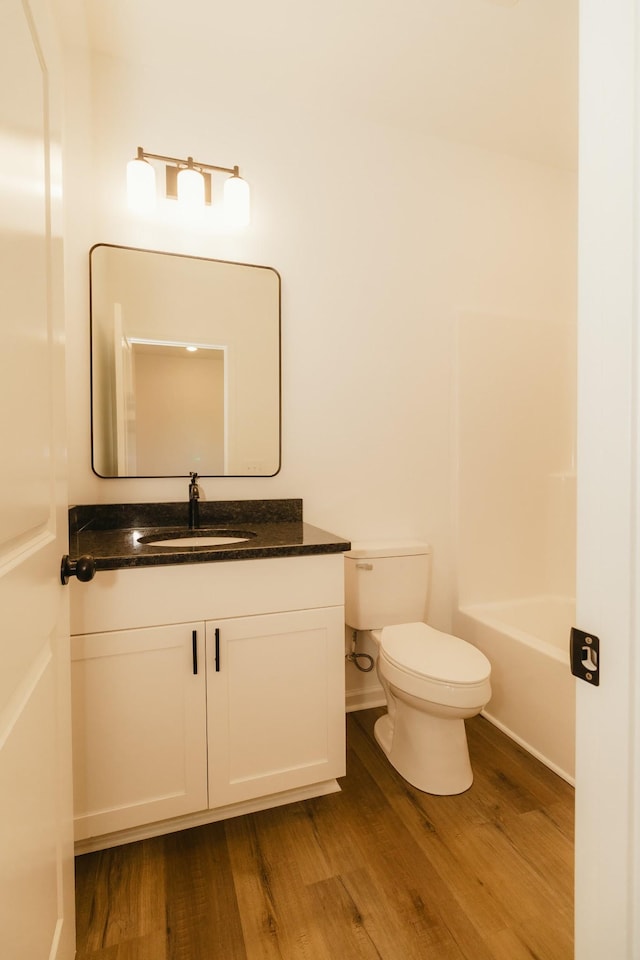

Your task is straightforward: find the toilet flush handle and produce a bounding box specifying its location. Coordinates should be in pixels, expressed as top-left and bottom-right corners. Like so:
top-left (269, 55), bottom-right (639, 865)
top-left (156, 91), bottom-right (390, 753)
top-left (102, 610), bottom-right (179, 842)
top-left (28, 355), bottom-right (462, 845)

top-left (356, 562), bottom-right (373, 571)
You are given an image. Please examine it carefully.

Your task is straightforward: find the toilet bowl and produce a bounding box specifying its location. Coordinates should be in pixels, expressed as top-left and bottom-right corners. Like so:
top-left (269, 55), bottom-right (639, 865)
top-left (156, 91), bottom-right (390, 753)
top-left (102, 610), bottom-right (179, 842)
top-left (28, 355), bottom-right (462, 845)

top-left (371, 622), bottom-right (491, 795)
top-left (344, 542), bottom-right (492, 795)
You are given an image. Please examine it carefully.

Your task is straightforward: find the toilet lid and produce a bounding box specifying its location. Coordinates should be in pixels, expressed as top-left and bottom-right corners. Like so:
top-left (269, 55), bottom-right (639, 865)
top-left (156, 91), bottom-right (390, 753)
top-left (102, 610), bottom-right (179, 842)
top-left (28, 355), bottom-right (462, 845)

top-left (380, 622), bottom-right (491, 685)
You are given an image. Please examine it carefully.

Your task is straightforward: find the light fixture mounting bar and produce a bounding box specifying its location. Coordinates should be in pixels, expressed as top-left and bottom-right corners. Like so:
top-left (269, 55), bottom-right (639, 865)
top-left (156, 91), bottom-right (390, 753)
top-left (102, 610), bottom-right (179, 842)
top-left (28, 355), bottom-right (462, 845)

top-left (134, 146), bottom-right (238, 176)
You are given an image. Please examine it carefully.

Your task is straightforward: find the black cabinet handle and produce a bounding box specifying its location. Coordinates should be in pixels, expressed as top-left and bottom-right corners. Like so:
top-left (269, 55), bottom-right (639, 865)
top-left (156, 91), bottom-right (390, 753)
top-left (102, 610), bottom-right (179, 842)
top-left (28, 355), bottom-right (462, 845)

top-left (215, 627), bottom-right (220, 672)
top-left (61, 554), bottom-right (96, 585)
top-left (192, 630), bottom-right (198, 675)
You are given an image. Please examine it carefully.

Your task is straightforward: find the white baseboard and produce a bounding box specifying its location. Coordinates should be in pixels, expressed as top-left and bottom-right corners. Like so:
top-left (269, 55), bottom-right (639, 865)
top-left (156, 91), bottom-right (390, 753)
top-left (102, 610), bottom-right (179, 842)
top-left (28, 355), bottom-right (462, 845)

top-left (346, 688), bottom-right (386, 713)
top-left (481, 710), bottom-right (575, 786)
top-left (74, 779), bottom-right (341, 854)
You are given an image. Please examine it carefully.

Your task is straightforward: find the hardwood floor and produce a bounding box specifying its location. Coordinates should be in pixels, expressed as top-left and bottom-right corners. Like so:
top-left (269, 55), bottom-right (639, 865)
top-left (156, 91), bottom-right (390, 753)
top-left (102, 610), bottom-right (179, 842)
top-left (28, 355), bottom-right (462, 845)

top-left (75, 709), bottom-right (574, 959)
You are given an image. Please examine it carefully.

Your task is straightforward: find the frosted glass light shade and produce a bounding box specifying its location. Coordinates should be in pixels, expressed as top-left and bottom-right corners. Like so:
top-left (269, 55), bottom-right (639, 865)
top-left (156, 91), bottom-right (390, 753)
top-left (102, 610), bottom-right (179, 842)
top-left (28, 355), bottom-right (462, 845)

top-left (223, 174), bottom-right (250, 227)
top-left (177, 166), bottom-right (205, 209)
top-left (126, 157), bottom-right (156, 213)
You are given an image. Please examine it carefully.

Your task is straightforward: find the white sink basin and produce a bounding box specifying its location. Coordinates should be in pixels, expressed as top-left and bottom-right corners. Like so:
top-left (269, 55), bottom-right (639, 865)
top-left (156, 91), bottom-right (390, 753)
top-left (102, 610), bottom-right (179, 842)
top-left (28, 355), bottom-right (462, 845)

top-left (149, 535), bottom-right (250, 547)
top-left (137, 530), bottom-right (255, 548)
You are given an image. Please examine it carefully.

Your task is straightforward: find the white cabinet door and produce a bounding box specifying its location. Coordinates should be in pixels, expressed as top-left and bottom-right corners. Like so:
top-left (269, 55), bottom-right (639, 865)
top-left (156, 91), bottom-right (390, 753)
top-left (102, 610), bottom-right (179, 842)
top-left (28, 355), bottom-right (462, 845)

top-left (207, 607), bottom-right (346, 807)
top-left (71, 623), bottom-right (208, 839)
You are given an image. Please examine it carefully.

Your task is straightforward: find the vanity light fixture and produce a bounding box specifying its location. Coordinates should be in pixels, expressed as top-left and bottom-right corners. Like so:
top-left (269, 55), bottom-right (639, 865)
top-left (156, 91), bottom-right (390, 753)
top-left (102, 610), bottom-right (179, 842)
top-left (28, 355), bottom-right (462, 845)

top-left (126, 146), bottom-right (250, 226)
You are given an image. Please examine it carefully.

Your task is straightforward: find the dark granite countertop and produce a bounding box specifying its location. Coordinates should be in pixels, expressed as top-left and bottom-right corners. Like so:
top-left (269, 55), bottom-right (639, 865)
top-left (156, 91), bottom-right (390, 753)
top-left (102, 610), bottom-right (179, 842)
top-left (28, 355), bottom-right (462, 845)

top-left (69, 499), bottom-right (351, 571)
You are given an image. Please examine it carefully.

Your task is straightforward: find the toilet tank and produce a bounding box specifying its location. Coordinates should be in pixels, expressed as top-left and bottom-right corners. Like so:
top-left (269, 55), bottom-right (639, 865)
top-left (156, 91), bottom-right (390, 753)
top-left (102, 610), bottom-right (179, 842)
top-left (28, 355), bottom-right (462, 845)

top-left (344, 541), bottom-right (432, 631)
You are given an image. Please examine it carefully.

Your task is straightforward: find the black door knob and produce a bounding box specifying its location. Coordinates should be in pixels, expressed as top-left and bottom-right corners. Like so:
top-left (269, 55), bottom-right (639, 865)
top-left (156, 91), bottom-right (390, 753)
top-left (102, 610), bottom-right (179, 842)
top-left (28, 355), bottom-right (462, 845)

top-left (60, 554), bottom-right (96, 585)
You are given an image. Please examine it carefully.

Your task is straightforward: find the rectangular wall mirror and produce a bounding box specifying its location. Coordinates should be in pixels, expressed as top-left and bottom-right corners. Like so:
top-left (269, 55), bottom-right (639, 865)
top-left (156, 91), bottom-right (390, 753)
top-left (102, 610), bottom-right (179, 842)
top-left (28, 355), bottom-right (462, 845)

top-left (90, 244), bottom-right (281, 478)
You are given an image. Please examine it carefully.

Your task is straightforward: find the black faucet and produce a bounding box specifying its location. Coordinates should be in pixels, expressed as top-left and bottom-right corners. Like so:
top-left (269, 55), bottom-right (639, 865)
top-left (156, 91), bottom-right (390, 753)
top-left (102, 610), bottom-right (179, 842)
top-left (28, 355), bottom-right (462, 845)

top-left (188, 472), bottom-right (200, 529)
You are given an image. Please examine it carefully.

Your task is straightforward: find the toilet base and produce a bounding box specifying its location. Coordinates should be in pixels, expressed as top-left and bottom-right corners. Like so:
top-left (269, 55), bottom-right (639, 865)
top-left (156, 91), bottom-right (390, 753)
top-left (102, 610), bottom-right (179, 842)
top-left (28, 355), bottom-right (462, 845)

top-left (374, 704), bottom-right (474, 796)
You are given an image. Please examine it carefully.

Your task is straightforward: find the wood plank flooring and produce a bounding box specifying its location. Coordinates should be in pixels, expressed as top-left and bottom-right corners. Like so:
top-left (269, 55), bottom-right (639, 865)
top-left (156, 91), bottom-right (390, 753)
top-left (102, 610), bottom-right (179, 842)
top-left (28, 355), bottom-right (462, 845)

top-left (75, 709), bottom-right (574, 960)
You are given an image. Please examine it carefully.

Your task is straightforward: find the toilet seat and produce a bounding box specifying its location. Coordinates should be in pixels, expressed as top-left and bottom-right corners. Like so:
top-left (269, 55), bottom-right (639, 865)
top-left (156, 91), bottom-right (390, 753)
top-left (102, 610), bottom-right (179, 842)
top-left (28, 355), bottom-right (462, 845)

top-left (380, 622), bottom-right (491, 684)
top-left (378, 622), bottom-right (492, 710)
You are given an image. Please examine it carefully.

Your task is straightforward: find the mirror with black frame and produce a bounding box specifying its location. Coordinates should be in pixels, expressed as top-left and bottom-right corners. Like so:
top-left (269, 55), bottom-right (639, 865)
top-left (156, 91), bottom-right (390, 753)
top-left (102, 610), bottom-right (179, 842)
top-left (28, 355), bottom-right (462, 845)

top-left (90, 244), bottom-right (281, 478)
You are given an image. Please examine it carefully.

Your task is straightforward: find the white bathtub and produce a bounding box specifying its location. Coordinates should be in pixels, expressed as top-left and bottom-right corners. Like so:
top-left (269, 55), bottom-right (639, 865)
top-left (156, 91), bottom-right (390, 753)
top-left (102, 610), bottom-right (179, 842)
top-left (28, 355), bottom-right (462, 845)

top-left (454, 596), bottom-right (576, 784)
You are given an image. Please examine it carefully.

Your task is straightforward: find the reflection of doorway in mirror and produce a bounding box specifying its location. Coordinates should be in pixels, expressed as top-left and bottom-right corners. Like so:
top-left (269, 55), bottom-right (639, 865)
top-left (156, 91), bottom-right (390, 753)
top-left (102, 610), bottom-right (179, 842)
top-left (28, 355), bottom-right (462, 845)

top-left (113, 304), bottom-right (137, 475)
top-left (130, 341), bottom-right (227, 475)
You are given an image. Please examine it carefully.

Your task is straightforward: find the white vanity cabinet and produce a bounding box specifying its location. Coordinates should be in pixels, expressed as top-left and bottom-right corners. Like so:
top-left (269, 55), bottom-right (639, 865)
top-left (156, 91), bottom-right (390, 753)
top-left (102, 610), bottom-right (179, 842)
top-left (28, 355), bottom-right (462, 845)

top-left (70, 555), bottom-right (346, 847)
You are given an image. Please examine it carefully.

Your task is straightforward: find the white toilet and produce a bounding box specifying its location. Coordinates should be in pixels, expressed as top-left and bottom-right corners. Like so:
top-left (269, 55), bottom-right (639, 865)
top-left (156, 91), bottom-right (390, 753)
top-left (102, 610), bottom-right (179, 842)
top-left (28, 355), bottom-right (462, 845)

top-left (344, 541), bottom-right (491, 795)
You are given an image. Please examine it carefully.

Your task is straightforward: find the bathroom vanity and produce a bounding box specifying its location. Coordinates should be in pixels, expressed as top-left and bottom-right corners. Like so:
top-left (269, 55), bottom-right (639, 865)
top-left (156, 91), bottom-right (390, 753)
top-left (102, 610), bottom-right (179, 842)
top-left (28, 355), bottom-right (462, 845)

top-left (68, 500), bottom-right (350, 851)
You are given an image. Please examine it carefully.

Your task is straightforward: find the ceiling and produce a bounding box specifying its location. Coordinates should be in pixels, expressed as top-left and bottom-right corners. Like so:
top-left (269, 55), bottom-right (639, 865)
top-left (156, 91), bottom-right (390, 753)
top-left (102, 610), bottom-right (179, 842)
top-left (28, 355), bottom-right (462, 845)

top-left (81, 0), bottom-right (577, 170)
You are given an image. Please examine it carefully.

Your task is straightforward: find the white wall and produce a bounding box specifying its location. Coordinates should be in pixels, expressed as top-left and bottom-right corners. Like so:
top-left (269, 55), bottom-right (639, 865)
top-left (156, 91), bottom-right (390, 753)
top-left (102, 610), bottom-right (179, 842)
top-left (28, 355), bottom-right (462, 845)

top-left (62, 50), bottom-right (576, 633)
top-left (457, 312), bottom-right (576, 605)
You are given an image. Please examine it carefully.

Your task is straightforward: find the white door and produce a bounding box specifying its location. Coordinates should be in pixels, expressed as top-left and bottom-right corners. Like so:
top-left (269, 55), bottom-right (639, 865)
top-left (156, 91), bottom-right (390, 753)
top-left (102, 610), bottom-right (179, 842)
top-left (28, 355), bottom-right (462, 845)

top-left (576, 0), bottom-right (640, 956)
top-left (0, 1), bottom-right (74, 958)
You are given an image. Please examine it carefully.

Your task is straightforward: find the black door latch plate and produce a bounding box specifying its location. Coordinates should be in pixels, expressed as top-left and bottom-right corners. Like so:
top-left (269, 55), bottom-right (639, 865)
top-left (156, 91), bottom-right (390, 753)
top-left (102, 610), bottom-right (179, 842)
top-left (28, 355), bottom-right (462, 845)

top-left (570, 627), bottom-right (600, 686)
